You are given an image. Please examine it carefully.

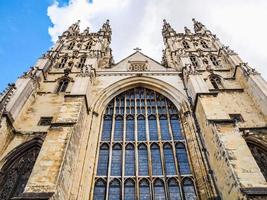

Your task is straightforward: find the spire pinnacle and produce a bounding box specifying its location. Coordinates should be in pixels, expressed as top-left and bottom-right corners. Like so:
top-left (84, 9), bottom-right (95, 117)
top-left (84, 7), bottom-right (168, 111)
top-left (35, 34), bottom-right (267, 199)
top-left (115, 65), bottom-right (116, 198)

top-left (162, 19), bottom-right (176, 38)
top-left (192, 18), bottom-right (206, 33)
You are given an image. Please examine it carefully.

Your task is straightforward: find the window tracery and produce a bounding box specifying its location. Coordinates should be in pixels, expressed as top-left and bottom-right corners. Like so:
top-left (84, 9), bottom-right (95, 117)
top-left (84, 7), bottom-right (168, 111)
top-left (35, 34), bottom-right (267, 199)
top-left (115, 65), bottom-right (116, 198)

top-left (182, 41), bottom-right (190, 49)
top-left (189, 56), bottom-right (199, 67)
top-left (0, 138), bottom-right (42, 200)
top-left (56, 78), bottom-right (69, 93)
top-left (210, 55), bottom-right (219, 66)
top-left (93, 87), bottom-right (197, 199)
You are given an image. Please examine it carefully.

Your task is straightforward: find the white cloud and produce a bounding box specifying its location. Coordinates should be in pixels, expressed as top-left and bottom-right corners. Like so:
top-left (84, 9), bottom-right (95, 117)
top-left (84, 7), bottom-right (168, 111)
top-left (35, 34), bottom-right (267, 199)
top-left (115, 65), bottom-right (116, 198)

top-left (47, 0), bottom-right (267, 79)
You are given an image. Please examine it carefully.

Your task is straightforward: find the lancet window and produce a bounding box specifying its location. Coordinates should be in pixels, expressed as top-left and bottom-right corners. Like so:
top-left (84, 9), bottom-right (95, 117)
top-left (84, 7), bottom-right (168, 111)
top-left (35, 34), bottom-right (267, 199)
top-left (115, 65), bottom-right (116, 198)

top-left (93, 87), bottom-right (197, 199)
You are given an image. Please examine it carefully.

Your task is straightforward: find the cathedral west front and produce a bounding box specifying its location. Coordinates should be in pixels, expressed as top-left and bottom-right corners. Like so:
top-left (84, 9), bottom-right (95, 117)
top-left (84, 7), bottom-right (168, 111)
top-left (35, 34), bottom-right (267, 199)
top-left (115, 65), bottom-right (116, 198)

top-left (0, 19), bottom-right (267, 200)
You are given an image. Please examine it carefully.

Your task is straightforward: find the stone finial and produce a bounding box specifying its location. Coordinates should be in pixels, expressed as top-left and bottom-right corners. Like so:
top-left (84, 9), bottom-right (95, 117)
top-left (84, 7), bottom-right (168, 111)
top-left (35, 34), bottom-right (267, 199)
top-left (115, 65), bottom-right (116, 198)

top-left (192, 18), bottom-right (205, 32)
top-left (162, 19), bottom-right (176, 38)
top-left (184, 26), bottom-right (192, 34)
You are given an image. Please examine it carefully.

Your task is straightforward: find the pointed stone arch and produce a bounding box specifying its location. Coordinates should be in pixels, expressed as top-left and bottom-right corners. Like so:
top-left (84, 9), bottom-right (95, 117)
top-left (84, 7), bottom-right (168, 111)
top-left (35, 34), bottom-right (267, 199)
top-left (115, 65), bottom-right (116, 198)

top-left (0, 137), bottom-right (44, 199)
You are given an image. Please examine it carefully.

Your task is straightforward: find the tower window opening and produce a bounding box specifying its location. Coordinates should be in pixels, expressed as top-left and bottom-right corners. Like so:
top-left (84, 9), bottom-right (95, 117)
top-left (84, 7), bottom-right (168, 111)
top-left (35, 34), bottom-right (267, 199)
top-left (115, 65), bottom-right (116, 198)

top-left (86, 41), bottom-right (93, 50)
top-left (209, 75), bottom-right (223, 90)
top-left (57, 79), bottom-right (69, 93)
top-left (200, 40), bottom-right (209, 48)
top-left (182, 41), bottom-right (190, 49)
top-left (68, 42), bottom-right (75, 50)
top-left (58, 57), bottom-right (68, 68)
top-left (189, 56), bottom-right (199, 67)
top-left (210, 55), bottom-right (219, 66)
top-left (78, 56), bottom-right (86, 68)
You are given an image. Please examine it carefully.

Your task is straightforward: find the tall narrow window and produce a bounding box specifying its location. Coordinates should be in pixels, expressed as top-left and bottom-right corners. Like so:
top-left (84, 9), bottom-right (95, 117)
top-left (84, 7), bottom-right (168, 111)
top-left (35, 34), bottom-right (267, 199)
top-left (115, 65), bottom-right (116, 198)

top-left (151, 144), bottom-right (163, 176)
top-left (58, 57), bottom-right (68, 68)
top-left (209, 74), bottom-right (223, 90)
top-left (200, 40), bottom-right (209, 48)
top-left (176, 143), bottom-right (191, 175)
top-left (124, 179), bottom-right (135, 200)
top-left (138, 144), bottom-right (149, 176)
top-left (153, 179), bottom-right (166, 200)
top-left (108, 179), bottom-right (121, 200)
top-left (182, 41), bottom-right (190, 49)
top-left (94, 87), bottom-right (196, 199)
top-left (163, 143), bottom-right (176, 175)
top-left (56, 79), bottom-right (69, 93)
top-left (93, 179), bottom-right (106, 200)
top-left (0, 138), bottom-right (42, 200)
top-left (78, 56), bottom-right (86, 68)
top-left (183, 178), bottom-right (197, 200)
top-left (160, 115), bottom-right (171, 140)
top-left (68, 41), bottom-right (75, 50)
top-left (86, 41), bottom-right (93, 50)
top-left (126, 115), bottom-right (135, 141)
top-left (114, 116), bottom-right (123, 141)
top-left (139, 179), bottom-right (150, 200)
top-left (111, 144), bottom-right (122, 176)
top-left (138, 115), bottom-right (146, 141)
top-left (210, 55), bottom-right (219, 66)
top-left (168, 179), bottom-right (182, 200)
top-left (125, 144), bottom-right (135, 176)
top-left (101, 115), bottom-right (112, 141)
top-left (149, 115), bottom-right (158, 141)
top-left (97, 144), bottom-right (109, 176)
top-left (170, 115), bottom-right (183, 140)
top-left (189, 56), bottom-right (198, 67)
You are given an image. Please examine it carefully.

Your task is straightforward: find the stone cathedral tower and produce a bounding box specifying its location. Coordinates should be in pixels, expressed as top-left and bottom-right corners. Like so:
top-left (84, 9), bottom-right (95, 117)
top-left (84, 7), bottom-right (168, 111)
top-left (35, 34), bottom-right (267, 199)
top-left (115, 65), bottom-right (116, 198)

top-left (0, 19), bottom-right (266, 200)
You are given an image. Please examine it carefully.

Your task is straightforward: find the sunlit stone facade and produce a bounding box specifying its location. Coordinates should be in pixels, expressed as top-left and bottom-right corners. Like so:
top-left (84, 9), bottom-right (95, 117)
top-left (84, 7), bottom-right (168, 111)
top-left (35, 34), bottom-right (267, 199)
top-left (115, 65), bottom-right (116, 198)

top-left (0, 19), bottom-right (266, 200)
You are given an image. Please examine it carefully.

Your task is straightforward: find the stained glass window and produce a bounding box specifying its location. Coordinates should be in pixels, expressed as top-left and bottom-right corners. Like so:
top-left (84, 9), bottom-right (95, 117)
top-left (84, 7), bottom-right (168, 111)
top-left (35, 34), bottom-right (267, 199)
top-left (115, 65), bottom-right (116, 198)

top-left (168, 179), bottom-right (182, 200)
top-left (97, 144), bottom-right (109, 176)
top-left (164, 143), bottom-right (176, 175)
top-left (93, 87), bottom-right (196, 199)
top-left (93, 179), bottom-right (106, 200)
top-left (154, 179), bottom-right (166, 200)
top-left (125, 144), bottom-right (135, 176)
top-left (124, 179), bottom-right (135, 200)
top-left (176, 143), bottom-right (191, 175)
top-left (109, 179), bottom-right (121, 200)
top-left (183, 178), bottom-right (197, 200)
top-left (138, 144), bottom-right (149, 176)
top-left (111, 144), bottom-right (122, 176)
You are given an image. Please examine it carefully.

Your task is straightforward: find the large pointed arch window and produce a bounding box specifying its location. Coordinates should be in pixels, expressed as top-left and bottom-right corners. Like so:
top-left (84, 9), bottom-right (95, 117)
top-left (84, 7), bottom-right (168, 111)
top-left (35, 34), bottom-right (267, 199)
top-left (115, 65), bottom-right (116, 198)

top-left (93, 87), bottom-right (197, 199)
top-left (0, 138), bottom-right (43, 200)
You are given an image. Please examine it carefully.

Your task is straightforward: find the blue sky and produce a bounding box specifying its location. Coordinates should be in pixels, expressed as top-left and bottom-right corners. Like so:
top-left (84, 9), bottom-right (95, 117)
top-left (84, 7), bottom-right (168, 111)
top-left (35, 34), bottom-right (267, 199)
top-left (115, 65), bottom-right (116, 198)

top-left (0, 0), bottom-right (53, 90)
top-left (1, 0), bottom-right (267, 91)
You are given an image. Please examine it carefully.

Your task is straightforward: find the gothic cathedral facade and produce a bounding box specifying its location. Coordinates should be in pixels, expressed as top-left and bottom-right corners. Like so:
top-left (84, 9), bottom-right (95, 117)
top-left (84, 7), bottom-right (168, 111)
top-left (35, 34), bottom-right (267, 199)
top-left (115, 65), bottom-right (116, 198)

top-left (0, 19), bottom-right (267, 200)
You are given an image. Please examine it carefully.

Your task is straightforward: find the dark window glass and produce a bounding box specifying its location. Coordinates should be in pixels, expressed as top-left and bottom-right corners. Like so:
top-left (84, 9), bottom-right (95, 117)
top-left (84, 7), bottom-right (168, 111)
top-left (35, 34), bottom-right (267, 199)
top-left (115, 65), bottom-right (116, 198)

top-left (176, 143), bottom-right (191, 175)
top-left (68, 42), bottom-right (75, 50)
top-left (114, 116), bottom-right (123, 141)
top-left (101, 116), bottom-right (112, 141)
top-left (111, 144), bottom-right (122, 176)
top-left (97, 144), bottom-right (109, 176)
top-left (200, 40), bottom-right (208, 48)
top-left (124, 179), bottom-right (135, 200)
top-left (57, 79), bottom-right (69, 92)
top-left (58, 57), bottom-right (68, 68)
top-left (154, 179), bottom-right (166, 200)
top-left (38, 117), bottom-right (53, 126)
top-left (189, 56), bottom-right (198, 67)
top-left (160, 115), bottom-right (171, 140)
top-left (168, 179), bottom-right (182, 200)
top-left (170, 115), bottom-right (183, 140)
top-left (78, 56), bottom-right (86, 68)
top-left (163, 144), bottom-right (176, 175)
top-left (93, 179), bottom-right (106, 200)
top-left (138, 115), bottom-right (146, 141)
top-left (139, 179), bottom-right (150, 200)
top-left (183, 179), bottom-right (197, 200)
top-left (182, 41), bottom-right (190, 49)
top-left (138, 144), bottom-right (149, 176)
top-left (210, 55), bottom-right (219, 66)
top-left (151, 144), bottom-right (162, 176)
top-left (125, 144), bottom-right (135, 176)
top-left (149, 115), bottom-right (158, 141)
top-left (126, 116), bottom-right (135, 141)
top-left (108, 179), bottom-right (121, 200)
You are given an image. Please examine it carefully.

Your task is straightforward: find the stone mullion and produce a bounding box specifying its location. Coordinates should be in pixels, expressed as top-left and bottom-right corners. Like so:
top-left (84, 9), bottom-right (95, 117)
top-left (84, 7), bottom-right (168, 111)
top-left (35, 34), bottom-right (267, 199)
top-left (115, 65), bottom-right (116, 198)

top-left (122, 95), bottom-right (126, 200)
top-left (105, 100), bottom-right (116, 200)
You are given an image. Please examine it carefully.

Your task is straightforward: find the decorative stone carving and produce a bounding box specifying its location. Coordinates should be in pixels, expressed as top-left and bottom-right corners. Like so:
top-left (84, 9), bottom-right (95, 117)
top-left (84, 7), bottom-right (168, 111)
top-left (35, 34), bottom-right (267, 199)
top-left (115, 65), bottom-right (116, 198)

top-left (240, 63), bottom-right (260, 76)
top-left (128, 61), bottom-right (148, 71)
